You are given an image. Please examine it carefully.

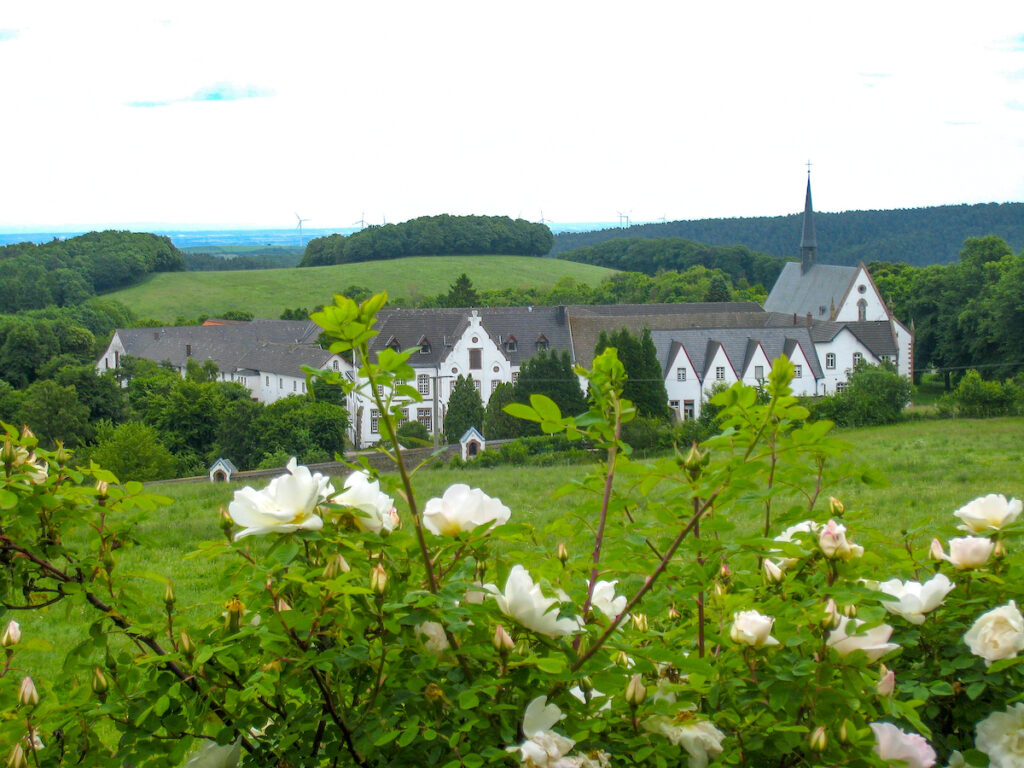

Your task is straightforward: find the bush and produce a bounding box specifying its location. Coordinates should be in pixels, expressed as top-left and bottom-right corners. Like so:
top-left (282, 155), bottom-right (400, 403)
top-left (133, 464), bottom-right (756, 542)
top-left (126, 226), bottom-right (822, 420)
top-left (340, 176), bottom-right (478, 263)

top-left (396, 419), bottom-right (431, 446)
top-left (811, 360), bottom-right (912, 427)
top-left (945, 369), bottom-right (1020, 417)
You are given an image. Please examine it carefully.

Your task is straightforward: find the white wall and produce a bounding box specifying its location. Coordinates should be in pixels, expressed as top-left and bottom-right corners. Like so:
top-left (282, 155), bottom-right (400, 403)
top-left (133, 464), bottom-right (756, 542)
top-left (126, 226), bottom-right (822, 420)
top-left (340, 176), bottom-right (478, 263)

top-left (835, 266), bottom-right (889, 322)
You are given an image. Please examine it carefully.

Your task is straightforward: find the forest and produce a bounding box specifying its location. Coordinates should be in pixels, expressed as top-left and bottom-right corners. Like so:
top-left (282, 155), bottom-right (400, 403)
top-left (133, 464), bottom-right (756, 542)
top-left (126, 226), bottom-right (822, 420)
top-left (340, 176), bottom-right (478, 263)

top-left (551, 202), bottom-right (1024, 266)
top-left (299, 214), bottom-right (554, 266)
top-left (0, 230), bottom-right (185, 312)
top-left (553, 237), bottom-right (785, 284)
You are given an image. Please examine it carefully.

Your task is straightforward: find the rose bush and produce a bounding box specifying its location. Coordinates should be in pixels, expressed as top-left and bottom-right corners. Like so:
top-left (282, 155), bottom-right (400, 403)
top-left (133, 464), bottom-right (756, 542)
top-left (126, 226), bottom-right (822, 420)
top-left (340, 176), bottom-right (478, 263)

top-left (0, 291), bottom-right (1021, 768)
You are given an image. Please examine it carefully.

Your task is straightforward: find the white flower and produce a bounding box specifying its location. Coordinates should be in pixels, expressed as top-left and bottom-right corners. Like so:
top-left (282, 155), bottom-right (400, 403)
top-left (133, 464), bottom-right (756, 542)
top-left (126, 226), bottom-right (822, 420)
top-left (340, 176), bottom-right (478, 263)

top-left (9, 443), bottom-right (48, 485)
top-left (870, 722), bottom-right (936, 768)
top-left (878, 574), bottom-right (955, 624)
top-left (507, 696), bottom-right (575, 768)
top-left (1, 620), bottom-right (20, 648)
top-left (771, 520), bottom-right (821, 569)
top-left (818, 519), bottom-right (864, 561)
top-left (954, 494), bottom-right (1022, 533)
top-left (227, 458), bottom-right (332, 540)
top-left (590, 580), bottom-right (627, 621)
top-left (963, 600), bottom-right (1024, 665)
top-left (422, 484), bottom-right (511, 536)
top-left (730, 610), bottom-right (779, 647)
top-left (944, 750), bottom-right (967, 768)
top-left (976, 703), bottom-right (1024, 768)
top-left (415, 621), bottom-right (450, 653)
top-left (827, 616), bottom-right (899, 662)
top-left (184, 739), bottom-right (243, 768)
top-left (486, 566), bottom-right (581, 638)
top-left (643, 713), bottom-right (725, 768)
top-left (332, 470), bottom-right (397, 534)
top-left (943, 537), bottom-right (995, 570)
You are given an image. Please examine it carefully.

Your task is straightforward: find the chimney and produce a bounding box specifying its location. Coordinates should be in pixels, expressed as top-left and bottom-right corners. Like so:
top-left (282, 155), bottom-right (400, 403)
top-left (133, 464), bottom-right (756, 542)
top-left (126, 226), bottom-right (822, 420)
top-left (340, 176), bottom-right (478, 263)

top-left (556, 305), bottom-right (566, 325)
top-left (186, 344), bottom-right (192, 357)
top-left (806, 313), bottom-right (812, 327)
top-left (792, 313), bottom-right (797, 326)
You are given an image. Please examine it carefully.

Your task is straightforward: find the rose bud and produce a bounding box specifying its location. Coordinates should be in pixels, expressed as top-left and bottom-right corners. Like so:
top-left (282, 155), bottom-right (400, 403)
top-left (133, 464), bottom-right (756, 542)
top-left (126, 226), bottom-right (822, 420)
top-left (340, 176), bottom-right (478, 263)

top-left (810, 726), bottom-right (827, 752)
top-left (877, 665), bottom-right (895, 696)
top-left (557, 541), bottom-right (569, 565)
top-left (1, 620), bottom-right (21, 648)
top-left (928, 538), bottom-right (945, 562)
top-left (492, 625), bottom-right (514, 653)
top-left (92, 667), bottom-right (109, 695)
top-left (164, 581), bottom-right (176, 609)
top-left (7, 743), bottom-right (26, 768)
top-left (370, 564), bottom-right (387, 595)
top-left (763, 558), bottom-right (784, 584)
top-left (828, 496), bottom-right (845, 517)
top-left (322, 553), bottom-right (351, 579)
top-left (179, 631), bottom-right (196, 658)
top-left (18, 676), bottom-right (39, 707)
top-left (225, 596), bottom-right (246, 632)
top-left (625, 674), bottom-right (646, 706)
top-left (631, 613), bottom-right (649, 633)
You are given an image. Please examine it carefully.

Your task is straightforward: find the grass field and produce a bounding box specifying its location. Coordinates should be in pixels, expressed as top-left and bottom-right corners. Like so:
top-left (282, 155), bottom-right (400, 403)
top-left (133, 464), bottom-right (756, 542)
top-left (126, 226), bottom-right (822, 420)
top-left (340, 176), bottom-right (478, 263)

top-left (102, 256), bottom-right (616, 322)
top-left (15, 416), bottom-right (1023, 680)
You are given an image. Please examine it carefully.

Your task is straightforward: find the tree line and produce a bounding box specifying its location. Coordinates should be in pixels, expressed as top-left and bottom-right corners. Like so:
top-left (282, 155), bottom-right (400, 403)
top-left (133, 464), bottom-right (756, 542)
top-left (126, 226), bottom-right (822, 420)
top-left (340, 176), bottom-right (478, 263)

top-left (0, 231), bottom-right (185, 312)
top-left (550, 202), bottom-right (1024, 267)
top-left (299, 215), bottom-right (554, 266)
top-left (869, 235), bottom-right (1024, 383)
top-left (554, 237), bottom-right (785, 286)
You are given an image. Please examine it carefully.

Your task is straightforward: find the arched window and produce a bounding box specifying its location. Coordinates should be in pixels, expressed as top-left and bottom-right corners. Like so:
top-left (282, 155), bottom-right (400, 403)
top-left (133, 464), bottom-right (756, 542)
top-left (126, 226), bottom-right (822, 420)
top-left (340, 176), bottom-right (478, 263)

top-left (857, 298), bottom-right (867, 322)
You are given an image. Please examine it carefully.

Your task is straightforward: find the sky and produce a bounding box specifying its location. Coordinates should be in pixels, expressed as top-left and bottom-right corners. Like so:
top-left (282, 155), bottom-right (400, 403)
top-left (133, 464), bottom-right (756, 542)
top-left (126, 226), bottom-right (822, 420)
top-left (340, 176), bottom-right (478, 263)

top-left (1, 1), bottom-right (1022, 232)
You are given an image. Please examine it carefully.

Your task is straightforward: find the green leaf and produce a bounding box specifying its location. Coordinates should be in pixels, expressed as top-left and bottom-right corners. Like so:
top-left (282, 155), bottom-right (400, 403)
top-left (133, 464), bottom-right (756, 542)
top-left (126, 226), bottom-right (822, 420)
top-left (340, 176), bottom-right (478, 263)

top-left (0, 489), bottom-right (18, 509)
top-left (457, 691), bottom-right (479, 709)
top-left (373, 730), bottom-right (400, 746)
top-left (504, 403), bottom-right (541, 422)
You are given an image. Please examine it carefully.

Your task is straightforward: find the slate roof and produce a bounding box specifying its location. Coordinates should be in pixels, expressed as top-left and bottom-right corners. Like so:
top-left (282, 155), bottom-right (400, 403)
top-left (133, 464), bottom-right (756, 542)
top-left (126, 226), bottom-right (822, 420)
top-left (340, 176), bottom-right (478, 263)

top-left (370, 306), bottom-right (572, 366)
top-left (650, 326), bottom-right (824, 381)
top-left (568, 304), bottom-right (770, 369)
top-left (808, 321), bottom-right (898, 357)
top-left (763, 261), bottom-right (859, 318)
top-left (114, 320), bottom-right (331, 376)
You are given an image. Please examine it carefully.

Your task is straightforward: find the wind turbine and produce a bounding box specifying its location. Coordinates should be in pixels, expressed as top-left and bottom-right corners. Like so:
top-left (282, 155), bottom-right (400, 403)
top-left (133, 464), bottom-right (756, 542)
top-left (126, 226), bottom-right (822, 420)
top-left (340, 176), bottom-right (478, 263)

top-left (353, 213), bottom-right (366, 229)
top-left (295, 213), bottom-right (311, 247)
top-left (617, 210), bottom-right (632, 228)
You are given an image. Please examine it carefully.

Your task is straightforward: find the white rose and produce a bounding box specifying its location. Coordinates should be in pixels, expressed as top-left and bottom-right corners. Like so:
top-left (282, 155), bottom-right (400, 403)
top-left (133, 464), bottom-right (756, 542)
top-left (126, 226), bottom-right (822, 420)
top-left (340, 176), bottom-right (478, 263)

top-left (944, 536), bottom-right (995, 570)
top-left (827, 616), bottom-right (899, 662)
top-left (818, 519), bottom-right (864, 561)
top-left (422, 484), bottom-right (510, 536)
top-left (643, 712), bottom-right (725, 768)
top-left (590, 580), bottom-right (627, 621)
top-left (332, 470), bottom-right (397, 534)
top-left (228, 458), bottom-right (333, 540)
top-left (963, 600), bottom-right (1024, 665)
top-left (506, 696), bottom-right (575, 768)
top-left (486, 565), bottom-right (581, 638)
top-left (870, 722), bottom-right (936, 768)
top-left (976, 703), bottom-right (1024, 768)
top-left (878, 573), bottom-right (955, 625)
top-left (415, 621), bottom-right (450, 653)
top-left (730, 610), bottom-right (779, 648)
top-left (953, 494), bottom-right (1022, 533)
top-left (771, 520), bottom-right (821, 569)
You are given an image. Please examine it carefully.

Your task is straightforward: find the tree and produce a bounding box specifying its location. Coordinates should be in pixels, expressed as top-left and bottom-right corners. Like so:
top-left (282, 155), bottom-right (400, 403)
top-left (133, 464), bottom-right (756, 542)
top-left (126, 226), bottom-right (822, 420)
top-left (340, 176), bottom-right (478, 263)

top-left (88, 421), bottom-right (177, 481)
top-left (444, 375), bottom-right (484, 444)
top-left (18, 380), bottom-right (92, 447)
top-left (444, 274), bottom-right (480, 307)
top-left (483, 381), bottom-right (519, 439)
top-left (594, 327), bottom-right (669, 419)
top-left (703, 273), bottom-right (732, 302)
top-left (513, 350), bottom-right (587, 435)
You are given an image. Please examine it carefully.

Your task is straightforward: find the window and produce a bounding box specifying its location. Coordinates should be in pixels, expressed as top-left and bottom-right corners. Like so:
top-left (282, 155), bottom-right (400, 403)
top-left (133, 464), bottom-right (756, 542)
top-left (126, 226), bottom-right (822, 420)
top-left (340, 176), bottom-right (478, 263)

top-left (377, 384), bottom-right (385, 397)
top-left (472, 379), bottom-right (481, 393)
top-left (825, 353), bottom-right (836, 370)
top-left (293, 381), bottom-right (297, 391)
top-left (836, 382), bottom-right (849, 394)
top-left (332, 360), bottom-right (339, 371)
top-left (512, 372), bottom-right (519, 383)
top-left (417, 408), bottom-right (432, 431)
top-left (715, 366), bottom-right (725, 381)
top-left (793, 364), bottom-right (802, 379)
top-left (491, 380), bottom-right (499, 393)
top-left (683, 400), bottom-right (695, 420)
top-left (302, 382), bottom-right (306, 393)
top-left (186, 344), bottom-right (192, 357)
top-left (880, 354), bottom-right (892, 364)
top-left (105, 359), bottom-right (110, 369)
top-left (504, 337), bottom-right (517, 353)
top-left (397, 409), bottom-right (408, 427)
top-left (265, 375), bottom-right (270, 386)
top-left (419, 338), bottom-right (431, 354)
top-left (676, 367), bottom-right (687, 382)
top-left (852, 352), bottom-right (863, 367)
top-left (370, 409), bottom-right (381, 434)
top-left (536, 335), bottom-right (549, 351)
top-left (669, 399), bottom-right (680, 413)
top-left (857, 298), bottom-right (867, 322)
top-left (469, 349), bottom-right (482, 370)
top-left (754, 365), bottom-right (764, 380)
top-left (417, 374), bottom-right (430, 395)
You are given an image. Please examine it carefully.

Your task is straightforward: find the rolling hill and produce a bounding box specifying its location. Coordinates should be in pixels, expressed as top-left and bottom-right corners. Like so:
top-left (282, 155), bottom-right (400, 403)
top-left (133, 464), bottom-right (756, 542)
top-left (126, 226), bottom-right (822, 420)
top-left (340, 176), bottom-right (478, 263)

top-left (102, 255), bottom-right (617, 322)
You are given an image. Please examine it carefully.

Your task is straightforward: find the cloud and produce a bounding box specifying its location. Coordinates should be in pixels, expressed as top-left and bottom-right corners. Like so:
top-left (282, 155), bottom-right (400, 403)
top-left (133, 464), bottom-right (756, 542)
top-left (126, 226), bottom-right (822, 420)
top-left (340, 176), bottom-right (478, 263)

top-left (0, 29), bottom-right (19, 42)
top-left (127, 82), bottom-right (274, 108)
top-left (1007, 99), bottom-right (1024, 111)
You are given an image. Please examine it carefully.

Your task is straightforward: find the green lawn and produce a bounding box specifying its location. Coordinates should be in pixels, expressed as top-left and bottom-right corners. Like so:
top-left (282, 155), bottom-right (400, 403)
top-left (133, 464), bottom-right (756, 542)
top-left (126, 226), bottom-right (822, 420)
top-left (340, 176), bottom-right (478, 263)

top-left (102, 256), bottom-right (616, 322)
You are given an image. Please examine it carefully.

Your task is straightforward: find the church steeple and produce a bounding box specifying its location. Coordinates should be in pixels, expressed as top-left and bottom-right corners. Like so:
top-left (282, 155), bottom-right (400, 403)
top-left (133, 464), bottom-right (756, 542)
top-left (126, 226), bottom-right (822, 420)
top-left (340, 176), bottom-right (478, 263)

top-left (800, 170), bottom-right (817, 273)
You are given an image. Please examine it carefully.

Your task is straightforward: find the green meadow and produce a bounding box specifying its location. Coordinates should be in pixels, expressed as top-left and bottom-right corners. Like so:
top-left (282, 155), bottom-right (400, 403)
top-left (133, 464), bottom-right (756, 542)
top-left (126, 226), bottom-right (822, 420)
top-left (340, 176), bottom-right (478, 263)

top-left (15, 416), bottom-right (1023, 681)
top-left (101, 256), bottom-right (616, 322)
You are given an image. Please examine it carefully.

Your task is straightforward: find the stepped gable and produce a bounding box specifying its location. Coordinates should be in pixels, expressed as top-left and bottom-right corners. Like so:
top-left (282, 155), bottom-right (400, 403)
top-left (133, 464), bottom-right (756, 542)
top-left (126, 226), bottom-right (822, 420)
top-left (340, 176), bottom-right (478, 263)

top-left (809, 320), bottom-right (898, 358)
top-left (763, 261), bottom-right (859, 318)
top-left (371, 306), bottom-right (572, 366)
top-left (649, 325), bottom-right (823, 381)
top-left (567, 302), bottom-right (768, 369)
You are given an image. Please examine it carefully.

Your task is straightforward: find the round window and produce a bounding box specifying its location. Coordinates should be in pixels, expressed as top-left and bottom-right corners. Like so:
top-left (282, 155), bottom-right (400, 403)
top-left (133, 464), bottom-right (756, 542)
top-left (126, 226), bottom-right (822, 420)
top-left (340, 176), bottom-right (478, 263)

top-left (471, 336), bottom-right (479, 343)
top-left (493, 365), bottom-right (500, 373)
top-left (857, 285), bottom-right (867, 294)
top-left (451, 367), bottom-right (457, 374)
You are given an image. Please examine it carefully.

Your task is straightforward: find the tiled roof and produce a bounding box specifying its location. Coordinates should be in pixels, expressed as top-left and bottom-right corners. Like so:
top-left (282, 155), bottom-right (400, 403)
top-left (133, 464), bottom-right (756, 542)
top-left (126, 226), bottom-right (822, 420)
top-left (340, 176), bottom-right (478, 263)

top-left (809, 321), bottom-right (898, 357)
top-left (650, 325), bottom-right (824, 381)
top-left (763, 261), bottom-right (858, 318)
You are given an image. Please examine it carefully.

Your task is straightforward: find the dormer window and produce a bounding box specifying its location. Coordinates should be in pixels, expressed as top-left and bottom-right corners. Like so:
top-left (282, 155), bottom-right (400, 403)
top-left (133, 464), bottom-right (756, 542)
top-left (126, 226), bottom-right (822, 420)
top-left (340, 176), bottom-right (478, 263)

top-left (418, 336), bottom-right (431, 354)
top-left (504, 335), bottom-right (518, 353)
top-left (535, 334), bottom-right (549, 351)
top-left (385, 335), bottom-right (401, 353)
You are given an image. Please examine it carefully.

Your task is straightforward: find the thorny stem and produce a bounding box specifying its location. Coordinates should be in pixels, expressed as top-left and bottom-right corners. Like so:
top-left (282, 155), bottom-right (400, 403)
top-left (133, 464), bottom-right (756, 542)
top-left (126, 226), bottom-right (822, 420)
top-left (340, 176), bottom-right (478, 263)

top-left (571, 486), bottom-right (723, 673)
top-left (695, 496), bottom-right (706, 659)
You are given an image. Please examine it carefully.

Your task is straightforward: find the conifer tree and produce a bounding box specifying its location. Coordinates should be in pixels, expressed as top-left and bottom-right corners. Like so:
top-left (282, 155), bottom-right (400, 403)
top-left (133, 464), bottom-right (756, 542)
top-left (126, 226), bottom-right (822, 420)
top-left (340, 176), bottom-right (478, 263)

top-left (444, 374), bottom-right (485, 444)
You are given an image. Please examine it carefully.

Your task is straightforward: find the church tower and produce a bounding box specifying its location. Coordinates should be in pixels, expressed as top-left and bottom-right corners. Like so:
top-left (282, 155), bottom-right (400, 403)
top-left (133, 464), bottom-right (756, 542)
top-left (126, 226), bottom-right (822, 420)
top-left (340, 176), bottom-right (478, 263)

top-left (800, 173), bottom-right (817, 273)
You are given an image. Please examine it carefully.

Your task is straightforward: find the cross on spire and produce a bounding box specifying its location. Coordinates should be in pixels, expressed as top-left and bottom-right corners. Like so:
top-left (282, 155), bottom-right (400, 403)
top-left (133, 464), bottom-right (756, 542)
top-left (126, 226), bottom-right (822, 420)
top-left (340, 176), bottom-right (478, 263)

top-left (805, 159), bottom-right (813, 175)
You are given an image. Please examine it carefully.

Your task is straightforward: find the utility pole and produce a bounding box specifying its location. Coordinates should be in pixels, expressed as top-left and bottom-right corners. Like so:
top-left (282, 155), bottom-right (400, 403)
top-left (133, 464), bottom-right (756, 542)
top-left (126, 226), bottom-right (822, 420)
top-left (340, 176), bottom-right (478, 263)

top-left (432, 374), bottom-right (455, 446)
